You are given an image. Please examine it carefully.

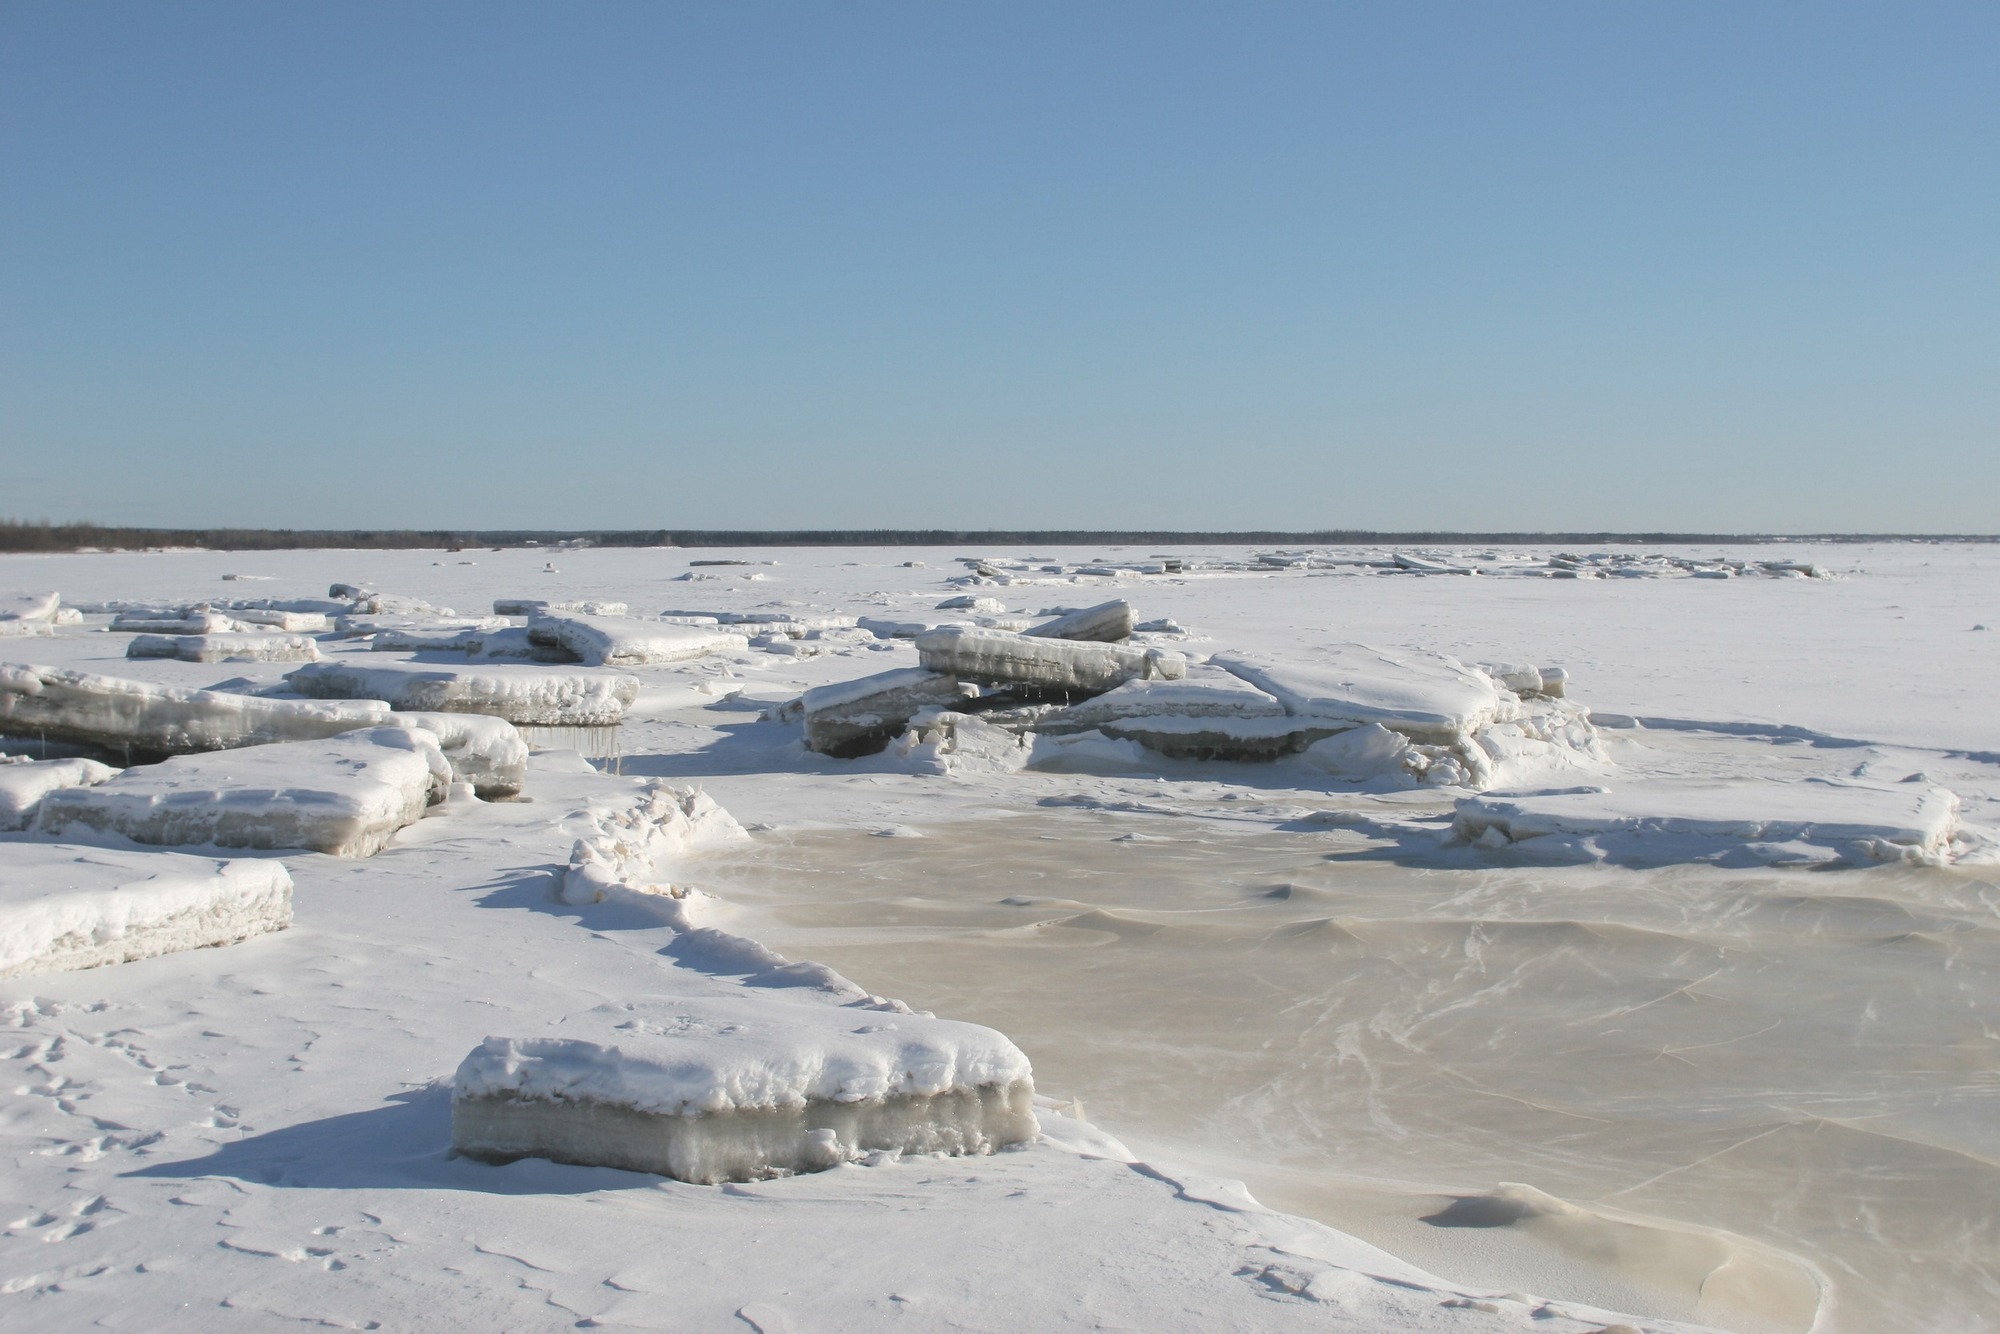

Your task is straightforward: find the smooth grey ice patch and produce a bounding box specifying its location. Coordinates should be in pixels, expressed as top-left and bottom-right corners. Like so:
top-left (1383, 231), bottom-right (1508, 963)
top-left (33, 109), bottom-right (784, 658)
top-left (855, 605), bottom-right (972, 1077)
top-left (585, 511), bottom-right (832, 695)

top-left (285, 659), bottom-right (640, 726)
top-left (451, 995), bottom-right (1037, 1184)
top-left (0, 842), bottom-right (292, 978)
top-left (33, 726), bottom-right (449, 857)
top-left (0, 662), bottom-right (393, 754)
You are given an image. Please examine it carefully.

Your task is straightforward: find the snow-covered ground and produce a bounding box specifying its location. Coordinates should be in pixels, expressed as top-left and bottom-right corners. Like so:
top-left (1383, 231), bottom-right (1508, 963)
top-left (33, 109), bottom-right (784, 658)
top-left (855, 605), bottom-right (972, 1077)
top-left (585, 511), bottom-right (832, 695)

top-left (3, 540), bottom-right (1998, 1333)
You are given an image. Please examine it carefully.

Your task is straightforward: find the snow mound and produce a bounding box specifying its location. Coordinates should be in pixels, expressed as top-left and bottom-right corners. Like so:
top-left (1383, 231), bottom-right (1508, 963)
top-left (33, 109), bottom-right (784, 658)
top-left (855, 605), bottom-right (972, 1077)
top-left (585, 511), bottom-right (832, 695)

top-left (451, 993), bottom-right (1036, 1184)
top-left (0, 843), bottom-right (292, 978)
top-left (1454, 779), bottom-right (1961, 866)
top-left (526, 611), bottom-right (748, 666)
top-left (916, 626), bottom-right (1186, 691)
top-left (126, 633), bottom-right (322, 663)
top-left (33, 726), bottom-right (449, 857)
top-left (0, 662), bottom-right (392, 755)
top-left (0, 756), bottom-right (120, 830)
top-left (286, 660), bottom-right (640, 725)
top-left (558, 781), bottom-right (751, 906)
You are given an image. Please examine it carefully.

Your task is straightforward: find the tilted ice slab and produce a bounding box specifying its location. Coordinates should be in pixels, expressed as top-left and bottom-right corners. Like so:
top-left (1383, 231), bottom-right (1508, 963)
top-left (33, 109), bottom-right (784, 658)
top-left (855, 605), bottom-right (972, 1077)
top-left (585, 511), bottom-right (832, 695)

top-left (801, 668), bottom-right (971, 755)
top-left (1025, 599), bottom-right (1135, 643)
top-left (1454, 779), bottom-right (1961, 865)
top-left (286, 660), bottom-right (640, 726)
top-left (1211, 646), bottom-right (1501, 740)
top-left (1, 592), bottom-right (62, 625)
top-left (451, 994), bottom-right (1036, 1184)
top-left (375, 712), bottom-right (529, 799)
top-left (916, 626), bottom-right (1186, 692)
top-left (126, 633), bottom-right (322, 663)
top-left (1, 663), bottom-right (392, 755)
top-left (1036, 667), bottom-right (1304, 759)
top-left (526, 612), bottom-right (748, 667)
top-left (0, 843), bottom-right (292, 978)
top-left (34, 726), bottom-right (448, 857)
top-left (0, 757), bottom-right (120, 830)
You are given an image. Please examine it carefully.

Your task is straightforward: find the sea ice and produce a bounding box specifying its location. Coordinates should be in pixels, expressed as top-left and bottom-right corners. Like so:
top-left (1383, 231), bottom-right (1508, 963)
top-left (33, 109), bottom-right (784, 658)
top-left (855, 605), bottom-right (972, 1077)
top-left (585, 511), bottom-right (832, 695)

top-left (1211, 645), bottom-right (1502, 740)
top-left (801, 668), bottom-right (971, 756)
top-left (450, 993), bottom-right (1036, 1184)
top-left (525, 611), bottom-right (748, 666)
top-left (558, 780), bottom-right (751, 905)
top-left (109, 609), bottom-right (250, 634)
top-left (494, 598), bottom-right (629, 617)
top-left (377, 711), bottom-right (529, 799)
top-left (1454, 778), bottom-right (1962, 865)
top-left (286, 660), bottom-right (641, 726)
top-left (33, 726), bottom-right (449, 857)
top-left (1025, 599), bottom-right (1136, 642)
top-left (0, 663), bottom-right (393, 756)
top-left (1, 591), bottom-right (62, 624)
top-left (125, 632), bottom-right (323, 663)
top-left (916, 626), bottom-right (1186, 692)
top-left (0, 842), bottom-right (292, 978)
top-left (0, 756), bottom-right (120, 830)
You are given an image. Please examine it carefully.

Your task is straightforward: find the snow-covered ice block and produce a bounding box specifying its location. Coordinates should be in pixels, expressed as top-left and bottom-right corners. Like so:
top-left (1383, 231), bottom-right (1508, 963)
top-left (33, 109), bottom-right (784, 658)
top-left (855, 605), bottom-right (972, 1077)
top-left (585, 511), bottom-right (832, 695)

top-left (126, 633), bottom-right (322, 664)
top-left (1, 592), bottom-right (61, 626)
top-left (1212, 646), bottom-right (1501, 740)
top-left (333, 613), bottom-right (506, 640)
top-left (1035, 667), bottom-right (1308, 759)
top-left (0, 843), bottom-right (292, 978)
top-left (1454, 779), bottom-right (1961, 865)
top-left (0, 663), bottom-right (393, 755)
top-left (1025, 599), bottom-right (1135, 643)
top-left (802, 668), bottom-right (970, 756)
top-left (34, 726), bottom-right (448, 857)
top-left (558, 781), bottom-right (751, 905)
top-left (0, 757), bottom-right (120, 830)
top-left (451, 994), bottom-right (1036, 1184)
top-left (495, 598), bottom-right (629, 617)
top-left (109, 609), bottom-right (248, 634)
top-left (526, 612), bottom-right (748, 667)
top-left (285, 660), bottom-right (641, 726)
top-left (375, 712), bottom-right (529, 799)
top-left (226, 609), bottom-right (332, 633)
top-left (1481, 662), bottom-right (1568, 698)
top-left (0, 619), bottom-right (53, 639)
top-left (916, 626), bottom-right (1186, 692)
top-left (856, 616), bottom-right (931, 639)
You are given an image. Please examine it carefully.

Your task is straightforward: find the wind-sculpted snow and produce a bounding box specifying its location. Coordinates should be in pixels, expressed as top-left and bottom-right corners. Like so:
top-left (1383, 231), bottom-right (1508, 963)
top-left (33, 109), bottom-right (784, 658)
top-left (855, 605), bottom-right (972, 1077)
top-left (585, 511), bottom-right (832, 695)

top-left (33, 726), bottom-right (448, 857)
top-left (0, 662), bottom-right (392, 755)
top-left (286, 659), bottom-right (640, 725)
top-left (0, 843), bottom-right (292, 977)
top-left (451, 994), bottom-right (1037, 1184)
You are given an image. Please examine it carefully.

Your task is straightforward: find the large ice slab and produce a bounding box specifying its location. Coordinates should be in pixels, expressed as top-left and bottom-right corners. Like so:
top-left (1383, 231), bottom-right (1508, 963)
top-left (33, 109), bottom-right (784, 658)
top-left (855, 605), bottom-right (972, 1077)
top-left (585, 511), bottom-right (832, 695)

top-left (0, 756), bottom-right (120, 830)
top-left (451, 994), bottom-right (1036, 1184)
top-left (526, 612), bottom-right (748, 667)
top-left (1034, 666), bottom-right (1306, 759)
top-left (801, 668), bottom-right (970, 756)
top-left (1, 663), bottom-right (392, 756)
top-left (1025, 599), bottom-right (1135, 643)
top-left (0, 843), bottom-right (293, 978)
top-left (1211, 646), bottom-right (1501, 739)
top-left (1, 592), bottom-right (62, 625)
top-left (1454, 779), bottom-right (1961, 865)
top-left (126, 633), bottom-right (322, 663)
top-left (377, 712), bottom-right (529, 799)
top-left (34, 726), bottom-right (448, 857)
top-left (286, 660), bottom-right (641, 725)
top-left (916, 626), bottom-right (1185, 692)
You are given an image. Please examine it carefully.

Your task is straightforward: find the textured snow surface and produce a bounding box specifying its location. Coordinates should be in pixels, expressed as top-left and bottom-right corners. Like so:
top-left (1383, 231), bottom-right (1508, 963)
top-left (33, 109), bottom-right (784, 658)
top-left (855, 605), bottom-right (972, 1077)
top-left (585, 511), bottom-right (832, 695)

top-left (0, 757), bottom-right (120, 830)
top-left (33, 727), bottom-right (447, 857)
top-left (0, 662), bottom-right (392, 753)
top-left (286, 659), bottom-right (641, 725)
top-left (0, 842), bottom-right (291, 977)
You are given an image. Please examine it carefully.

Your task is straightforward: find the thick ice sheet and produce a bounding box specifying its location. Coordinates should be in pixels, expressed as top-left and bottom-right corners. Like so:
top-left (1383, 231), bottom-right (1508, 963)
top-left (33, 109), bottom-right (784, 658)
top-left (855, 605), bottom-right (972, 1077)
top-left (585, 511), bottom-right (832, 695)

top-left (33, 726), bottom-right (448, 857)
top-left (801, 667), bottom-right (969, 754)
top-left (1212, 645), bottom-right (1503, 738)
top-left (0, 662), bottom-right (392, 755)
top-left (525, 611), bottom-right (748, 666)
top-left (125, 633), bottom-right (322, 663)
top-left (917, 625), bottom-right (1186, 690)
top-left (0, 757), bottom-right (120, 830)
top-left (0, 842), bottom-right (291, 977)
top-left (286, 659), bottom-right (641, 725)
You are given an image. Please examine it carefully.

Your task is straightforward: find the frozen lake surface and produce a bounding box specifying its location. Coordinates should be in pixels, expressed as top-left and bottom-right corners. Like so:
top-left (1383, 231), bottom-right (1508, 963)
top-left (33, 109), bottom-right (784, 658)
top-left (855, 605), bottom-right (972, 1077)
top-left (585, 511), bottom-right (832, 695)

top-left (4, 540), bottom-right (1997, 1332)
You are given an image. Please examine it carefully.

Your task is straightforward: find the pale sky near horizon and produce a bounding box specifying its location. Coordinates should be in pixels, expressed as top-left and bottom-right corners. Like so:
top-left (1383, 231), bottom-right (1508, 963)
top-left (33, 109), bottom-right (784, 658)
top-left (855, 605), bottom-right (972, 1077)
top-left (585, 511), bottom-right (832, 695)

top-left (2, 2), bottom-right (1995, 533)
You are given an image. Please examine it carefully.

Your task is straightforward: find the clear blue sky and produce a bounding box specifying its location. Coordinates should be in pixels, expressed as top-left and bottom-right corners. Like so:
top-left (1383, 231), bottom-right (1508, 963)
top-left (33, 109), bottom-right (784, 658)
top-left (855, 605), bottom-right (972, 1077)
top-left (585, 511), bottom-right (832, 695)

top-left (2, 2), bottom-right (1994, 532)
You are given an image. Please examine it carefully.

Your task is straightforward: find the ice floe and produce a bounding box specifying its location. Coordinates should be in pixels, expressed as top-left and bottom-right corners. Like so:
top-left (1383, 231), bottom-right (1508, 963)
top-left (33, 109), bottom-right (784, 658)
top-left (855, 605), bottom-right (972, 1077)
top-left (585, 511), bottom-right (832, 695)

top-left (33, 726), bottom-right (448, 857)
top-left (286, 660), bottom-right (641, 726)
top-left (0, 756), bottom-right (120, 830)
top-left (801, 668), bottom-right (971, 756)
top-left (916, 626), bottom-right (1186, 692)
top-left (125, 632), bottom-right (323, 663)
top-left (1, 663), bottom-right (392, 756)
top-left (1025, 598), bottom-right (1136, 642)
top-left (0, 842), bottom-right (292, 978)
top-left (525, 611), bottom-right (748, 666)
top-left (450, 993), bottom-right (1036, 1184)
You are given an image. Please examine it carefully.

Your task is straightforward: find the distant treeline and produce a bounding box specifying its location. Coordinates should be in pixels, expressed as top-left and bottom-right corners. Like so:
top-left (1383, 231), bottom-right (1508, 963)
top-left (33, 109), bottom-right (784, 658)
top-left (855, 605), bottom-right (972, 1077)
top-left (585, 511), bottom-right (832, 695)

top-left (1, 519), bottom-right (1992, 554)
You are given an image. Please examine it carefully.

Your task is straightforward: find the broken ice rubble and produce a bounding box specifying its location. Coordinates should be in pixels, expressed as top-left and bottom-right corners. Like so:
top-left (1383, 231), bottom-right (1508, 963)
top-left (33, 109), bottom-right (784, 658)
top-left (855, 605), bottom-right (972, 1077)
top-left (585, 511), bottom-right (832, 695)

top-left (285, 660), bottom-right (641, 726)
top-left (1, 663), bottom-right (392, 757)
top-left (0, 842), bottom-right (293, 978)
top-left (451, 994), bottom-right (1036, 1184)
top-left (33, 726), bottom-right (449, 857)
